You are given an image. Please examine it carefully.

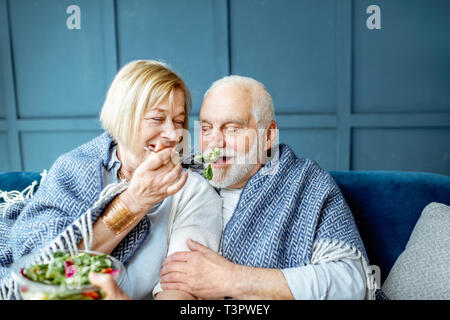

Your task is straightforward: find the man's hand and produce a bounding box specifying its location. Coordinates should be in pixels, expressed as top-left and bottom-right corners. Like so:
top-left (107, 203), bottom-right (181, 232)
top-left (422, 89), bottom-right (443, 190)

top-left (160, 239), bottom-right (238, 299)
top-left (160, 239), bottom-right (295, 300)
top-left (88, 272), bottom-right (131, 300)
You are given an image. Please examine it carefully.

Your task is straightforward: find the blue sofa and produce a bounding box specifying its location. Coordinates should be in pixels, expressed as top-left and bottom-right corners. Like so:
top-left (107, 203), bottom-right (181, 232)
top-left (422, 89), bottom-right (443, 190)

top-left (1, 170), bottom-right (450, 285)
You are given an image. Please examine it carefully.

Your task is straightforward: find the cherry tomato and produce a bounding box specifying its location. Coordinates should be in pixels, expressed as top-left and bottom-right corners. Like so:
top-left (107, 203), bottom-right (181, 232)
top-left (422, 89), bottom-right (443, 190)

top-left (82, 291), bottom-right (100, 300)
top-left (102, 267), bottom-right (112, 274)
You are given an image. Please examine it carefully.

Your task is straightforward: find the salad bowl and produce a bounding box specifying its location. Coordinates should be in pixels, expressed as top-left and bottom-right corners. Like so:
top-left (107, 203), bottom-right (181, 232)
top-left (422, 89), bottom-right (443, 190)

top-left (10, 250), bottom-right (125, 300)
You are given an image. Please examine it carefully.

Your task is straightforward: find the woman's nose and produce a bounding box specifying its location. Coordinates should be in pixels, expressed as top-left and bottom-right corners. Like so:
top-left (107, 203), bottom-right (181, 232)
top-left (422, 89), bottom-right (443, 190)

top-left (161, 119), bottom-right (179, 142)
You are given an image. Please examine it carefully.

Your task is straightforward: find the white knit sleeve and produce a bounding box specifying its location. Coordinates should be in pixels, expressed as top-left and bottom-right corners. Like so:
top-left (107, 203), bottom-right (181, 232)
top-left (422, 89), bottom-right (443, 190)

top-left (153, 169), bottom-right (223, 297)
top-left (166, 169), bottom-right (223, 253)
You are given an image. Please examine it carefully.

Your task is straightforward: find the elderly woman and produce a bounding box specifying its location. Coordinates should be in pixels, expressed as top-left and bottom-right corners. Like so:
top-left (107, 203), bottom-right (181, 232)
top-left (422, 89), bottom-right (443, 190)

top-left (0, 60), bottom-right (222, 300)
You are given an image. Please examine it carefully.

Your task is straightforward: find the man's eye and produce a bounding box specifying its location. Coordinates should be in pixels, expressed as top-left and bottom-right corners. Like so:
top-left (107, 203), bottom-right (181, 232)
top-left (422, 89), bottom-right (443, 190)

top-left (201, 127), bottom-right (212, 134)
top-left (174, 120), bottom-right (185, 126)
top-left (151, 118), bottom-right (163, 122)
top-left (225, 127), bottom-right (240, 134)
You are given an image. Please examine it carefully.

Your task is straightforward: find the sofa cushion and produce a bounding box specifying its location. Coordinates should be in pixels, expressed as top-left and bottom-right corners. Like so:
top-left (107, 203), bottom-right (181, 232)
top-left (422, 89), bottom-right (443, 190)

top-left (0, 171), bottom-right (42, 190)
top-left (0, 172), bottom-right (42, 203)
top-left (381, 202), bottom-right (450, 299)
top-left (331, 171), bottom-right (450, 284)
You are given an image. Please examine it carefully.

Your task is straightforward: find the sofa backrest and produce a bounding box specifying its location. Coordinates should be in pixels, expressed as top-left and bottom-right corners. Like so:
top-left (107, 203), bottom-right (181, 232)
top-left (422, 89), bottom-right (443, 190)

top-left (330, 171), bottom-right (450, 284)
top-left (2, 170), bottom-right (450, 284)
top-left (0, 171), bottom-right (42, 196)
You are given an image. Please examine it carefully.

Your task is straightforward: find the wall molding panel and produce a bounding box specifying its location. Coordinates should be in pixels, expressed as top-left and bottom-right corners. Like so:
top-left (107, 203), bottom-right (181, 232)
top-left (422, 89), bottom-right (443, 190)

top-left (0, 0), bottom-right (21, 171)
top-left (0, 0), bottom-right (448, 175)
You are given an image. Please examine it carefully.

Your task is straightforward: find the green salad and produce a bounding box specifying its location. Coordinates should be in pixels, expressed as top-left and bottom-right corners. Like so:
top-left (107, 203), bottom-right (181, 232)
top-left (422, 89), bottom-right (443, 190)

top-left (194, 148), bottom-right (222, 180)
top-left (19, 251), bottom-right (119, 300)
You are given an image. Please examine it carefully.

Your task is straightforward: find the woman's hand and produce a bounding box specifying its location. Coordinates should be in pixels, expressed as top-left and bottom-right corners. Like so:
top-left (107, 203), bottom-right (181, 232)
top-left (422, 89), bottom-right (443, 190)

top-left (88, 272), bottom-right (131, 300)
top-left (78, 143), bottom-right (188, 254)
top-left (120, 142), bottom-right (188, 217)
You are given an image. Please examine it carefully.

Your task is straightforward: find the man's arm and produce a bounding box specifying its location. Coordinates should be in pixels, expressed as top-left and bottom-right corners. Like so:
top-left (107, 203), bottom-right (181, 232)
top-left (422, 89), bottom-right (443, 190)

top-left (223, 265), bottom-right (294, 299)
top-left (282, 258), bottom-right (367, 300)
top-left (160, 239), bottom-right (367, 300)
top-left (227, 258), bottom-right (366, 300)
top-left (160, 239), bottom-right (294, 299)
top-left (229, 258), bottom-right (366, 300)
top-left (155, 290), bottom-right (197, 300)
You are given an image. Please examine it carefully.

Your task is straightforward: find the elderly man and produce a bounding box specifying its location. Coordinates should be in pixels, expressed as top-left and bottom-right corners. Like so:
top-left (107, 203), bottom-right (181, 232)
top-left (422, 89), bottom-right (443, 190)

top-left (93, 75), bottom-right (377, 300)
top-left (158, 75), bottom-right (376, 300)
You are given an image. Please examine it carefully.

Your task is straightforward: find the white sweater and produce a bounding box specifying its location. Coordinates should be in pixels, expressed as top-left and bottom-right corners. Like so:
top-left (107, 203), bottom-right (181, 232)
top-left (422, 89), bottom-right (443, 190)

top-left (118, 169), bottom-right (223, 299)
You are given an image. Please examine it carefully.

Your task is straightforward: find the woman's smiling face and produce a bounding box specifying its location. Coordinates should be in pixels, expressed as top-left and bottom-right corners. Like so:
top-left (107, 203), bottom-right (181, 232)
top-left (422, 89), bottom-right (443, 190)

top-left (136, 87), bottom-right (186, 160)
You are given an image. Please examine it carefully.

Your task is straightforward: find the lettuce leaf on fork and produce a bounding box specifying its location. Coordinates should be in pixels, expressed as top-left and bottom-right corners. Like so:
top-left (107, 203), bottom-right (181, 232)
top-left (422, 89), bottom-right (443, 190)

top-left (194, 148), bottom-right (222, 180)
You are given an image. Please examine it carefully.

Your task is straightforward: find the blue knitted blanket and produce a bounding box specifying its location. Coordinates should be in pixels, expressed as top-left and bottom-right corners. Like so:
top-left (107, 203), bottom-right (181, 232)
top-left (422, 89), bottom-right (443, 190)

top-left (0, 133), bottom-right (151, 299)
top-left (1, 136), bottom-right (375, 299)
top-left (221, 144), bottom-right (368, 268)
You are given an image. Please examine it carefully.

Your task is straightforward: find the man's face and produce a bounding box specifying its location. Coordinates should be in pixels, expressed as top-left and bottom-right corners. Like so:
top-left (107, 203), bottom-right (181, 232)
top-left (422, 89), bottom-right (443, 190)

top-left (199, 84), bottom-right (261, 189)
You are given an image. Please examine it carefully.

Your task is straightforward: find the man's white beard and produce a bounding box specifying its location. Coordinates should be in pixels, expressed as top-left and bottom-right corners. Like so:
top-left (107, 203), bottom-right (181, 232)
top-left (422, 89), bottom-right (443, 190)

top-left (208, 136), bottom-right (261, 189)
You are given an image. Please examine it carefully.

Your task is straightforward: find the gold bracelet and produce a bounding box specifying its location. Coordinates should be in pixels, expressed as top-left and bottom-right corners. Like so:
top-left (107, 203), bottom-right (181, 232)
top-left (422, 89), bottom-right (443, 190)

top-left (101, 196), bottom-right (137, 235)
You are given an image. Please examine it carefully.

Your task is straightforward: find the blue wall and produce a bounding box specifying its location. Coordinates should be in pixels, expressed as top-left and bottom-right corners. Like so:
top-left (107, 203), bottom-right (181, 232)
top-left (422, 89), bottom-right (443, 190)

top-left (0, 0), bottom-right (449, 175)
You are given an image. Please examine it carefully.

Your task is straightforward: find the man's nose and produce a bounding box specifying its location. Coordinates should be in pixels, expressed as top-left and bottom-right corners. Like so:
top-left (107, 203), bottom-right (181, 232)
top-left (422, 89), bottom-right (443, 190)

top-left (209, 129), bottom-right (225, 149)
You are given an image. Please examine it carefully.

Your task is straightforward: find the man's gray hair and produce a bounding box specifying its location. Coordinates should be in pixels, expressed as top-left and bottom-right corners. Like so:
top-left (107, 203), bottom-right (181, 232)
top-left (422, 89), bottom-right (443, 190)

top-left (204, 75), bottom-right (275, 127)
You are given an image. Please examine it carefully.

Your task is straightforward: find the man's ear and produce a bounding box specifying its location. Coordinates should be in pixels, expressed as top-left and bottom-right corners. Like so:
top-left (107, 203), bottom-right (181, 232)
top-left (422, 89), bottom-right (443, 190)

top-left (264, 121), bottom-right (278, 152)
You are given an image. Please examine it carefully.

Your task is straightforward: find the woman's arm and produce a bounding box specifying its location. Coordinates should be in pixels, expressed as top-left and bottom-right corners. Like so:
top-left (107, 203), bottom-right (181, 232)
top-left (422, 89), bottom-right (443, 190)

top-left (152, 170), bottom-right (223, 299)
top-left (87, 273), bottom-right (195, 300)
top-left (77, 191), bottom-right (148, 254)
top-left (78, 147), bottom-right (188, 254)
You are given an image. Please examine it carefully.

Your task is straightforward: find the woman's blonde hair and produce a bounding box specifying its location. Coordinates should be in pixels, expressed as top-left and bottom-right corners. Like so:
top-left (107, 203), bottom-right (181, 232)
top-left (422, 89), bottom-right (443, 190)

top-left (100, 60), bottom-right (191, 149)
